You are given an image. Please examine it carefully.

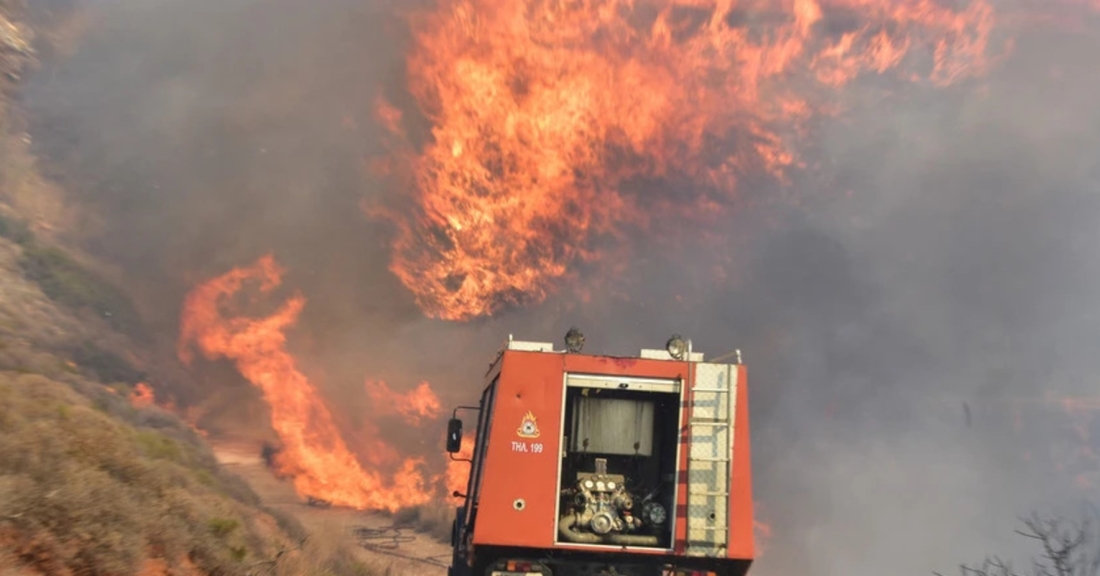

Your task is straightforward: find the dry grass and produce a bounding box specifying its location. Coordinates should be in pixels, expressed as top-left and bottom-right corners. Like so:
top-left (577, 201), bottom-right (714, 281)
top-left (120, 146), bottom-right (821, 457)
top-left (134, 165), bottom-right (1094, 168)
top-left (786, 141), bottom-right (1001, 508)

top-left (0, 373), bottom-right (382, 576)
top-left (18, 240), bottom-right (145, 337)
top-left (269, 524), bottom-right (387, 576)
top-left (392, 500), bottom-right (455, 544)
top-left (0, 373), bottom-right (257, 574)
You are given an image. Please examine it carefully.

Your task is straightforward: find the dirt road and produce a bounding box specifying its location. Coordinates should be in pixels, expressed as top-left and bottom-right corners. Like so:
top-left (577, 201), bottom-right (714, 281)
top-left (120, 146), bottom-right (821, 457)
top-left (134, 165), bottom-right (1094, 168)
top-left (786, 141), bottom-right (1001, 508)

top-left (211, 441), bottom-right (451, 576)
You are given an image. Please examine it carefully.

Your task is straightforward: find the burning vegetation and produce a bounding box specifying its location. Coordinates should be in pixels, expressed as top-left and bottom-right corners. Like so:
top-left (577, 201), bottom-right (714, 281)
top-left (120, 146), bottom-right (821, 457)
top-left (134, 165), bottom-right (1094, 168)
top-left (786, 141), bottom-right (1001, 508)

top-left (5, 0), bottom-right (1100, 573)
top-left (164, 0), bottom-right (1100, 542)
top-left (177, 255), bottom-right (450, 513)
top-left (372, 0), bottom-right (1012, 321)
top-left (0, 151), bottom-right (373, 576)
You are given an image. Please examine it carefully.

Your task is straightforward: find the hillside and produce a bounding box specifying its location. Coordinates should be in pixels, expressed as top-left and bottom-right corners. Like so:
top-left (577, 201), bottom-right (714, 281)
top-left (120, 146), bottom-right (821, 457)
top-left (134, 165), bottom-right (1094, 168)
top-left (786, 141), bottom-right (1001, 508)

top-left (0, 4), bottom-right (393, 575)
top-left (0, 229), bottom-right (385, 575)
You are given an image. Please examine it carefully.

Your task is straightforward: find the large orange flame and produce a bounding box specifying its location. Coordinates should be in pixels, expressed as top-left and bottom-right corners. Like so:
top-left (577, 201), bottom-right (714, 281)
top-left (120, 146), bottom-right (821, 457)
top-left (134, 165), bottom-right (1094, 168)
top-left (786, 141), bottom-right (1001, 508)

top-left (177, 255), bottom-right (436, 512)
top-left (373, 0), bottom-right (1014, 320)
top-left (445, 436), bottom-right (475, 499)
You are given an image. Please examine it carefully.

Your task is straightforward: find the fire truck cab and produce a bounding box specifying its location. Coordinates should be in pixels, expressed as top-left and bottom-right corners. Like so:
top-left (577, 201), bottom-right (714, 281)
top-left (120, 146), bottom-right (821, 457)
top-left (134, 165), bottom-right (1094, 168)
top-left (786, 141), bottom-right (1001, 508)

top-left (445, 330), bottom-right (754, 576)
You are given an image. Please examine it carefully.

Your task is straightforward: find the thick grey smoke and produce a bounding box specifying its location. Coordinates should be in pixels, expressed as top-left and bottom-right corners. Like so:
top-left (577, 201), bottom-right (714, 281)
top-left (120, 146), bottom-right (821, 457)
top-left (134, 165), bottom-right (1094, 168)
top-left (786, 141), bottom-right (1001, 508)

top-left (22, 1), bottom-right (1100, 575)
top-left (25, 0), bottom-right (426, 396)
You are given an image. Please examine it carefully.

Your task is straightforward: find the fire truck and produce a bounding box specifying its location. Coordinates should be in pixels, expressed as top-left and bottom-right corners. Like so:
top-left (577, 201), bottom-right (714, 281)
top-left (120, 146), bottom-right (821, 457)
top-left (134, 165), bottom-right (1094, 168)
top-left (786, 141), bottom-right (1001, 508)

top-left (445, 329), bottom-right (754, 576)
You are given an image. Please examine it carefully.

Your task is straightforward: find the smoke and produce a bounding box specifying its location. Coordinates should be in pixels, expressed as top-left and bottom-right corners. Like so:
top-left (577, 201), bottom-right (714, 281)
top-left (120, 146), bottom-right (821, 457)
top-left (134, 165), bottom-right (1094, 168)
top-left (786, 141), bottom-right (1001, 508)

top-left (732, 21), bottom-right (1100, 574)
top-left (24, 0), bottom-right (429, 401)
top-left (21, 0), bottom-right (1100, 575)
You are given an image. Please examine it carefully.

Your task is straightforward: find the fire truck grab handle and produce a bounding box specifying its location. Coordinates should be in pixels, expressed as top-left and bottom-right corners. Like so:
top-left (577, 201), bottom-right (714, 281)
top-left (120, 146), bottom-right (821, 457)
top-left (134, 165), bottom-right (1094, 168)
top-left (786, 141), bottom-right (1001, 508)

top-left (451, 405), bottom-right (481, 419)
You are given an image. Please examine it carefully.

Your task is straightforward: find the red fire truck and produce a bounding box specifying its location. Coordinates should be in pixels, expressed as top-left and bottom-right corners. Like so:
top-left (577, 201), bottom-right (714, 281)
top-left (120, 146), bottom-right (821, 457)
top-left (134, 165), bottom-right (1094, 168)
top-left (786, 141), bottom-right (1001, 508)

top-left (445, 329), bottom-right (754, 576)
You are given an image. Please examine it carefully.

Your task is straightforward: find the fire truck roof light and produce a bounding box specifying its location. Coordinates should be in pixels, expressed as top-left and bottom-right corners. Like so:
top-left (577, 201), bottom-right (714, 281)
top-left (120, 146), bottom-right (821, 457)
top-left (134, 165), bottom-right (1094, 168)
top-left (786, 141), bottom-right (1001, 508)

top-left (564, 327), bottom-right (585, 353)
top-left (666, 334), bottom-right (686, 359)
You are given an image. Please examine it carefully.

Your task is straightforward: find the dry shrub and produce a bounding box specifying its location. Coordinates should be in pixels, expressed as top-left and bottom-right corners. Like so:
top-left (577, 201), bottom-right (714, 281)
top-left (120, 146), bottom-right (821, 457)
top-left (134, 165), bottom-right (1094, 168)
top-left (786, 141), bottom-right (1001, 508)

top-left (0, 372), bottom-right (387, 575)
top-left (0, 468), bottom-right (145, 573)
top-left (0, 373), bottom-right (263, 575)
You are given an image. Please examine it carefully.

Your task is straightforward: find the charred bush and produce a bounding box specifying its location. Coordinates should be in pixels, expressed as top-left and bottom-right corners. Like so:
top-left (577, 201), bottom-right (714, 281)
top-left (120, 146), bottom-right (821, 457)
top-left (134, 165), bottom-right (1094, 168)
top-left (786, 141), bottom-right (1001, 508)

top-left (260, 442), bottom-right (281, 468)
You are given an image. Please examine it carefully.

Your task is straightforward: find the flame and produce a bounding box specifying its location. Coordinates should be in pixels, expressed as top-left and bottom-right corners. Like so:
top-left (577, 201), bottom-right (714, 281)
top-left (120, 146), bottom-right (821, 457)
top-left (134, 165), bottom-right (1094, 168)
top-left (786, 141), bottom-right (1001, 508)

top-left (373, 0), bottom-right (1015, 320)
top-left (997, 394), bottom-right (1100, 495)
top-left (1051, 394), bottom-right (1100, 478)
top-left (754, 504), bottom-right (773, 557)
top-left (445, 435), bottom-right (475, 499)
top-left (126, 382), bottom-right (209, 437)
top-left (365, 380), bottom-right (443, 426)
top-left (128, 382), bottom-right (155, 409)
top-left (177, 255), bottom-right (434, 512)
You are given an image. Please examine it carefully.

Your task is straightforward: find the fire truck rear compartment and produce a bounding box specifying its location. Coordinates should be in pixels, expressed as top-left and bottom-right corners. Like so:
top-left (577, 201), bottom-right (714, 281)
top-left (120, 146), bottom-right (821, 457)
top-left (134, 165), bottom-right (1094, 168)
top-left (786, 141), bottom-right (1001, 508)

top-left (556, 381), bottom-right (680, 549)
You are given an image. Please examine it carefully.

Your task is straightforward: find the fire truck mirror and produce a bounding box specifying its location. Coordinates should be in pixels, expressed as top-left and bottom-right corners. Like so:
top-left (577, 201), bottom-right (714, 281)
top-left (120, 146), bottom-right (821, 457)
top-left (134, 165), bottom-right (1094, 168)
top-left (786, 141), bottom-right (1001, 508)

top-left (446, 418), bottom-right (463, 453)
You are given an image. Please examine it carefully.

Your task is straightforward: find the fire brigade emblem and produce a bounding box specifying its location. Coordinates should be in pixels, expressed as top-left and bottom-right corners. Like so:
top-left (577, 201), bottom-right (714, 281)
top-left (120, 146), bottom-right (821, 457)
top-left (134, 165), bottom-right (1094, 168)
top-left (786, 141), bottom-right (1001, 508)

top-left (517, 411), bottom-right (540, 439)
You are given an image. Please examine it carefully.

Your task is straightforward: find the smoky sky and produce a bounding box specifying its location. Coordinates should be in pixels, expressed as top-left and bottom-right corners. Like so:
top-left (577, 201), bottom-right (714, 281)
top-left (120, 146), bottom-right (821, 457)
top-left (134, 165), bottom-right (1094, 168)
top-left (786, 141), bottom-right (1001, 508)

top-left (20, 1), bottom-right (1100, 575)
